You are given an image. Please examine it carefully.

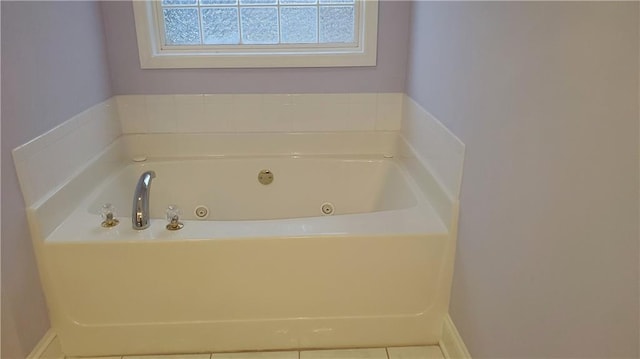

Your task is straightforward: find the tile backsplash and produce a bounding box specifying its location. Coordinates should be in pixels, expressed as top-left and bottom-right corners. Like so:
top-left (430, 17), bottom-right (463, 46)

top-left (401, 96), bottom-right (465, 200)
top-left (13, 92), bottom-right (470, 215)
top-left (12, 93), bottom-right (403, 207)
top-left (12, 98), bottom-right (122, 207)
top-left (116, 93), bottom-right (403, 134)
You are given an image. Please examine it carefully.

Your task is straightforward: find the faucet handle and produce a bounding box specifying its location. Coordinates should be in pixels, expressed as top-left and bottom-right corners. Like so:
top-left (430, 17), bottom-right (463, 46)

top-left (100, 203), bottom-right (120, 228)
top-left (166, 204), bottom-right (184, 231)
top-left (166, 204), bottom-right (182, 221)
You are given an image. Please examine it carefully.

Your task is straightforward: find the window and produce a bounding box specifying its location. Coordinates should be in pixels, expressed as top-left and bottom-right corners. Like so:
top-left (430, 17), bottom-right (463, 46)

top-left (133, 0), bottom-right (378, 68)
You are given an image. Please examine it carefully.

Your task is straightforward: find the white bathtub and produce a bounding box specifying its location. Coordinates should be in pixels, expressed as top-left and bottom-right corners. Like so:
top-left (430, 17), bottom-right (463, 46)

top-left (37, 155), bottom-right (455, 357)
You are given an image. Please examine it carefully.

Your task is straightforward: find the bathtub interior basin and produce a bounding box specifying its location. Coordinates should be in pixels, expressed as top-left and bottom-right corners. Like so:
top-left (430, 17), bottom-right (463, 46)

top-left (88, 156), bottom-right (418, 221)
top-left (44, 155), bottom-right (447, 243)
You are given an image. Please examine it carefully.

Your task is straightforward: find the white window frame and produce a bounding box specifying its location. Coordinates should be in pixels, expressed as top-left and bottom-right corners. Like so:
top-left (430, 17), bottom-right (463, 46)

top-left (133, 0), bottom-right (378, 69)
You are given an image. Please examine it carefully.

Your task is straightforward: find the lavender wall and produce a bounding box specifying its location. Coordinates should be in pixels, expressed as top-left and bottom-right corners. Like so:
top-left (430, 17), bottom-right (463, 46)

top-left (1, 2), bottom-right (112, 358)
top-left (100, 1), bottom-right (411, 94)
top-left (406, 2), bottom-right (639, 357)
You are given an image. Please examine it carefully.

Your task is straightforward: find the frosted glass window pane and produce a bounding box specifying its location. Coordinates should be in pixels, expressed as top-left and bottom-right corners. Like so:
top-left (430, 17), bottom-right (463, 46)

top-left (163, 0), bottom-right (198, 6)
top-left (200, 0), bottom-right (237, 4)
top-left (280, 0), bottom-right (317, 4)
top-left (319, 0), bottom-right (354, 3)
top-left (240, 7), bottom-right (279, 44)
top-left (163, 8), bottom-right (201, 45)
top-left (319, 6), bottom-right (354, 43)
top-left (280, 7), bottom-right (317, 44)
top-left (240, 0), bottom-right (277, 5)
top-left (202, 8), bottom-right (239, 44)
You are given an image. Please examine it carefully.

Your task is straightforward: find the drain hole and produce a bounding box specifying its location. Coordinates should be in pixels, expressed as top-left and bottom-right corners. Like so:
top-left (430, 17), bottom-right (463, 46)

top-left (194, 205), bottom-right (209, 219)
top-left (321, 202), bottom-right (335, 216)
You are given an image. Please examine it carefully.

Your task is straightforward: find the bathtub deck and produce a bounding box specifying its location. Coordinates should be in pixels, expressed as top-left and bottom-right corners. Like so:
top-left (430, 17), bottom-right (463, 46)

top-left (69, 346), bottom-right (445, 359)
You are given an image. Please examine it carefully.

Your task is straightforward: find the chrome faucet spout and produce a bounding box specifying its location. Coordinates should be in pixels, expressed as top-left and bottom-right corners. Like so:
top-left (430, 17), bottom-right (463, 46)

top-left (132, 170), bottom-right (156, 230)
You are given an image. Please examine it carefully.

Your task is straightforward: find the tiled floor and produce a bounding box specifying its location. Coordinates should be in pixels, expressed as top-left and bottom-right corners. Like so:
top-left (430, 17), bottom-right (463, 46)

top-left (69, 346), bottom-right (445, 359)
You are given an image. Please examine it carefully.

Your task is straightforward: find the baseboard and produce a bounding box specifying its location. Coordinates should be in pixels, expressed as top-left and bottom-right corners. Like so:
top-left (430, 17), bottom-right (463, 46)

top-left (27, 329), bottom-right (64, 359)
top-left (439, 315), bottom-right (472, 359)
top-left (27, 319), bottom-right (470, 359)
